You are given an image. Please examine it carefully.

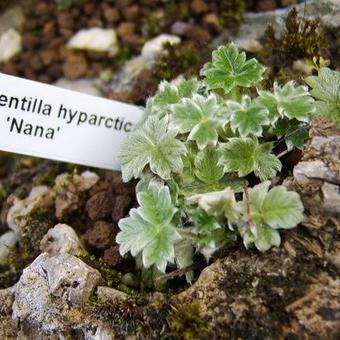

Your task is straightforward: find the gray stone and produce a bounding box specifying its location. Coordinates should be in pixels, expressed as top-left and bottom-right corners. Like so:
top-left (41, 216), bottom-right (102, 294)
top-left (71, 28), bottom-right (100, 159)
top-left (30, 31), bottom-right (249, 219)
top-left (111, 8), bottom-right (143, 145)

top-left (67, 28), bottom-right (119, 56)
top-left (0, 231), bottom-right (20, 265)
top-left (13, 253), bottom-right (102, 333)
top-left (96, 286), bottom-right (128, 304)
top-left (293, 160), bottom-right (340, 185)
top-left (111, 34), bottom-right (180, 93)
top-left (322, 182), bottom-right (340, 215)
top-left (7, 186), bottom-right (55, 233)
top-left (0, 28), bottom-right (22, 62)
top-left (40, 223), bottom-right (86, 257)
top-left (54, 78), bottom-right (103, 97)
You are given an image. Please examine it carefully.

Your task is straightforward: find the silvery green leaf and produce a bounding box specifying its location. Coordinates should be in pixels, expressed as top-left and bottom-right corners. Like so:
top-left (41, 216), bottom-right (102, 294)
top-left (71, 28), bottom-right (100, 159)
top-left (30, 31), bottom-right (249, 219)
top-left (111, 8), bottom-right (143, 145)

top-left (148, 78), bottom-right (201, 117)
top-left (116, 183), bottom-right (181, 272)
top-left (201, 43), bottom-right (264, 92)
top-left (257, 81), bottom-right (315, 123)
top-left (305, 67), bottom-right (340, 125)
top-left (228, 95), bottom-right (269, 137)
top-left (170, 93), bottom-right (227, 149)
top-left (194, 149), bottom-right (224, 184)
top-left (219, 138), bottom-right (281, 181)
top-left (240, 181), bottom-right (304, 252)
top-left (118, 116), bottom-right (187, 181)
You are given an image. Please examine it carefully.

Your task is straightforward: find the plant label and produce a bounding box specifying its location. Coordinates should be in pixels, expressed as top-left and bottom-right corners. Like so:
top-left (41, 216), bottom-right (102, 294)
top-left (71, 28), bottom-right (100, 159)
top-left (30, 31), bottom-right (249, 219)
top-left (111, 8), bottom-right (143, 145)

top-left (0, 73), bottom-right (144, 170)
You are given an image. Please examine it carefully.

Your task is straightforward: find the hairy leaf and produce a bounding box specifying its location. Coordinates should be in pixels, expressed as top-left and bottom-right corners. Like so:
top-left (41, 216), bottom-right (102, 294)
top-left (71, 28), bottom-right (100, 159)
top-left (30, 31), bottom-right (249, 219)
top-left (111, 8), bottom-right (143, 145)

top-left (170, 93), bottom-right (226, 149)
top-left (219, 138), bottom-right (281, 180)
top-left (201, 44), bottom-right (264, 92)
top-left (240, 181), bottom-right (304, 251)
top-left (257, 81), bottom-right (315, 123)
top-left (174, 239), bottom-right (194, 283)
top-left (119, 116), bottom-right (186, 181)
top-left (228, 95), bottom-right (269, 137)
top-left (116, 183), bottom-right (181, 272)
top-left (148, 78), bottom-right (201, 117)
top-left (305, 67), bottom-right (340, 125)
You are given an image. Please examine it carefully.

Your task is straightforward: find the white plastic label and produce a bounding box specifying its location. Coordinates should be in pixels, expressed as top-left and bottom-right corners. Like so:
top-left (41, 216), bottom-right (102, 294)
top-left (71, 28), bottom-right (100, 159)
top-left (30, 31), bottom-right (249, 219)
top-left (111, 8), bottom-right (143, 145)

top-left (0, 73), bottom-right (144, 170)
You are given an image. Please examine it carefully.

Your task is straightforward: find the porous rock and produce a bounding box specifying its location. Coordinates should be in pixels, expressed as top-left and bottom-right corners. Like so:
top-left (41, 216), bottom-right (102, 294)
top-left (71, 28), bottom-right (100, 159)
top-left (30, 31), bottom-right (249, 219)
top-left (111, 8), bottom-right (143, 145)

top-left (0, 28), bottom-right (22, 62)
top-left (67, 28), bottom-right (119, 55)
top-left (0, 230), bottom-right (20, 265)
top-left (12, 253), bottom-right (103, 333)
top-left (7, 185), bottom-right (55, 233)
top-left (40, 223), bottom-right (86, 256)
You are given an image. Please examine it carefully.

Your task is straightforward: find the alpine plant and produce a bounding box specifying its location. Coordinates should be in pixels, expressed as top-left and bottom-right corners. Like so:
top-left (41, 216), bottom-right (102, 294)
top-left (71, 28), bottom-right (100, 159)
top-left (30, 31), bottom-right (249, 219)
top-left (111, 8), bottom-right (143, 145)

top-left (115, 43), bottom-right (335, 283)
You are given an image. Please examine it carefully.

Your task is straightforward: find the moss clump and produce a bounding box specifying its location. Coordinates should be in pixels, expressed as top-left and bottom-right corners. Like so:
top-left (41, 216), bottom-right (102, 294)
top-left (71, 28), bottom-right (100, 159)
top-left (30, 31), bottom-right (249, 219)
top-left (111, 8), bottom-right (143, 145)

top-left (219, 0), bottom-right (246, 31)
top-left (153, 42), bottom-right (201, 81)
top-left (168, 302), bottom-right (207, 340)
top-left (264, 8), bottom-right (330, 70)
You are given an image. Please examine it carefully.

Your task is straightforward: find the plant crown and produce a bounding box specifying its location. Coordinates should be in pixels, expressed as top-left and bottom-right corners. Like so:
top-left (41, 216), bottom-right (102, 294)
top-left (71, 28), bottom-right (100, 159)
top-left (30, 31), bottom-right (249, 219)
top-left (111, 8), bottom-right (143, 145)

top-left (117, 44), bottom-right (338, 283)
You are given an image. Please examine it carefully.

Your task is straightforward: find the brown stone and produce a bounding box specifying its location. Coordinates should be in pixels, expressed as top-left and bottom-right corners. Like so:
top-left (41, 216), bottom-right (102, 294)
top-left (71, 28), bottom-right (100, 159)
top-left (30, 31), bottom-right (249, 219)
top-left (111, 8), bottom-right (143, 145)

top-left (122, 5), bottom-right (140, 21)
top-left (191, 0), bottom-right (209, 14)
top-left (103, 245), bottom-right (122, 267)
top-left (111, 195), bottom-right (132, 222)
top-left (101, 5), bottom-right (120, 23)
top-left (117, 22), bottom-right (136, 39)
top-left (84, 221), bottom-right (116, 250)
top-left (62, 53), bottom-right (88, 80)
top-left (29, 54), bottom-right (44, 72)
top-left (40, 49), bottom-right (56, 66)
top-left (42, 21), bottom-right (56, 40)
top-left (203, 13), bottom-right (223, 33)
top-left (57, 12), bottom-right (74, 30)
top-left (86, 190), bottom-right (115, 221)
top-left (256, 0), bottom-right (277, 11)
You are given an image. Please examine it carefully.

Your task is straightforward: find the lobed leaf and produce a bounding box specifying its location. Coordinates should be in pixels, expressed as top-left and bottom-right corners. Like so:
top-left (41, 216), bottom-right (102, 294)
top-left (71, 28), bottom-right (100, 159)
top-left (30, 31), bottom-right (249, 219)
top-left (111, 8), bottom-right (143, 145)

top-left (118, 116), bottom-right (187, 181)
top-left (219, 138), bottom-right (282, 181)
top-left (116, 183), bottom-right (181, 272)
top-left (201, 44), bottom-right (264, 93)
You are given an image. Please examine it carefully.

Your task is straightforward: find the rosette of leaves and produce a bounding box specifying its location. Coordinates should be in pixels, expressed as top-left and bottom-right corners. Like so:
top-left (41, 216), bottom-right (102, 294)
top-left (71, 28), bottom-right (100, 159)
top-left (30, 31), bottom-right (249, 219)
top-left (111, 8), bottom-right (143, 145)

top-left (116, 43), bottom-right (311, 285)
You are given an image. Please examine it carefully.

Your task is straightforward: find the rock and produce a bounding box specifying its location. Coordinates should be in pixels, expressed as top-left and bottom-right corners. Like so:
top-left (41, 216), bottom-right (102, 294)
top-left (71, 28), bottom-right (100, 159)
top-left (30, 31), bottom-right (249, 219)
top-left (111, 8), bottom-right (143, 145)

top-left (54, 78), bottom-right (103, 97)
top-left (122, 5), bottom-right (140, 21)
top-left (294, 160), bottom-right (339, 186)
top-left (0, 28), bottom-right (22, 62)
top-left (103, 245), bottom-right (122, 267)
top-left (111, 34), bottom-right (180, 93)
top-left (322, 182), bottom-right (340, 215)
top-left (203, 13), bottom-right (223, 33)
top-left (141, 34), bottom-right (180, 59)
top-left (111, 195), bottom-right (132, 222)
top-left (86, 190), bottom-right (115, 221)
top-left (0, 6), bottom-right (24, 35)
top-left (84, 221), bottom-right (116, 250)
top-left (97, 286), bottom-right (127, 303)
top-left (191, 0), bottom-right (209, 14)
top-left (171, 22), bottom-right (211, 43)
top-left (0, 231), bottom-right (20, 265)
top-left (7, 186), bottom-right (55, 233)
top-left (40, 223), bottom-right (86, 256)
top-left (54, 171), bottom-right (99, 219)
top-left (67, 28), bottom-right (119, 55)
top-left (62, 52), bottom-right (88, 80)
top-left (0, 286), bottom-right (17, 338)
top-left (12, 253), bottom-right (102, 333)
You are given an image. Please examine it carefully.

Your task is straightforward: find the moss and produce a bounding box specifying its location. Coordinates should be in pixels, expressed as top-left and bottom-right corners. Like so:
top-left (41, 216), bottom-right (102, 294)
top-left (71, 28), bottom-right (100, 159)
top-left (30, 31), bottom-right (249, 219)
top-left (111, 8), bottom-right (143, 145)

top-left (142, 14), bottom-right (163, 39)
top-left (219, 0), bottom-right (246, 31)
top-left (168, 302), bottom-right (207, 340)
top-left (153, 42), bottom-right (200, 81)
top-left (263, 8), bottom-right (330, 71)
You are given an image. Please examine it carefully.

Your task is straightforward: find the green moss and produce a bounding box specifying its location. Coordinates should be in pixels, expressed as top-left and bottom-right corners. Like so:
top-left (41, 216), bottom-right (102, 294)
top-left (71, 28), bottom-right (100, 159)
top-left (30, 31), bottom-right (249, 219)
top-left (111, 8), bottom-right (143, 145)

top-left (219, 0), bottom-right (246, 31)
top-left (142, 14), bottom-right (162, 38)
top-left (264, 8), bottom-right (330, 70)
top-left (153, 43), bottom-right (200, 81)
top-left (168, 302), bottom-right (207, 340)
